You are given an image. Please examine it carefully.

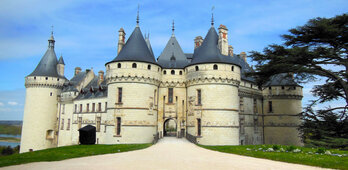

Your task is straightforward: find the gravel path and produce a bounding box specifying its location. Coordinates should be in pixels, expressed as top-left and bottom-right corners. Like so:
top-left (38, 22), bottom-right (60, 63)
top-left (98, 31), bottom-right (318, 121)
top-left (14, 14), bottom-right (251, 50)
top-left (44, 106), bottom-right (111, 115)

top-left (3, 138), bottom-right (326, 170)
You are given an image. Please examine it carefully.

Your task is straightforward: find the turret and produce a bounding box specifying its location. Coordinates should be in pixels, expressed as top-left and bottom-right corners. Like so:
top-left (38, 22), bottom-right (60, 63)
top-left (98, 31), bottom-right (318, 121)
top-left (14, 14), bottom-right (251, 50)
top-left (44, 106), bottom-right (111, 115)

top-left (20, 31), bottom-right (65, 153)
top-left (218, 24), bottom-right (228, 56)
top-left (57, 55), bottom-right (65, 77)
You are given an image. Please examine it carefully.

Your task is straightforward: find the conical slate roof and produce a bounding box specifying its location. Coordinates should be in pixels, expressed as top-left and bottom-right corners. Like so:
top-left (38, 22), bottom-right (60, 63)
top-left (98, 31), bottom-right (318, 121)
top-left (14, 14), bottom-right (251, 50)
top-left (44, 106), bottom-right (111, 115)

top-left (108, 26), bottom-right (157, 65)
top-left (265, 73), bottom-right (300, 87)
top-left (58, 56), bottom-right (65, 65)
top-left (27, 36), bottom-right (60, 77)
top-left (189, 26), bottom-right (238, 66)
top-left (145, 35), bottom-right (154, 57)
top-left (157, 35), bottom-right (188, 68)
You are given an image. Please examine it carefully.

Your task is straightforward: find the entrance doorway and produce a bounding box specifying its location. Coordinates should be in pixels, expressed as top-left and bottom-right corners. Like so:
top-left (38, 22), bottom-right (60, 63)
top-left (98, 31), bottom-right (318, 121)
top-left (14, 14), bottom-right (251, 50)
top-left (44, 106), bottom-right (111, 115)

top-left (163, 119), bottom-right (177, 137)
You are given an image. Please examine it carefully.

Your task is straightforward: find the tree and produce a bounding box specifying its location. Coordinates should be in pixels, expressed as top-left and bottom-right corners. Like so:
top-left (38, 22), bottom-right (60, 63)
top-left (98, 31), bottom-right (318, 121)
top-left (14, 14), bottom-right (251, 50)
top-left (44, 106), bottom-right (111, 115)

top-left (248, 13), bottom-right (348, 148)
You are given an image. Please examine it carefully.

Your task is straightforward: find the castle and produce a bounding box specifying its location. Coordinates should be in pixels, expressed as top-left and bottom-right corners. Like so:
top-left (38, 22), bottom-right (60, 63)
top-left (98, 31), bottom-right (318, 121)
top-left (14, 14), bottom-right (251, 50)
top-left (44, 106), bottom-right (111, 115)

top-left (20, 14), bottom-right (303, 153)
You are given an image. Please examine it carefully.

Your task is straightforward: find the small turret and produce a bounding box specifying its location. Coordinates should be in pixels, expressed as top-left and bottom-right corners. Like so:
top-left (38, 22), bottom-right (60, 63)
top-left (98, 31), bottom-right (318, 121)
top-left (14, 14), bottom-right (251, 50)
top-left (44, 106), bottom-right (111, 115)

top-left (57, 55), bottom-right (65, 77)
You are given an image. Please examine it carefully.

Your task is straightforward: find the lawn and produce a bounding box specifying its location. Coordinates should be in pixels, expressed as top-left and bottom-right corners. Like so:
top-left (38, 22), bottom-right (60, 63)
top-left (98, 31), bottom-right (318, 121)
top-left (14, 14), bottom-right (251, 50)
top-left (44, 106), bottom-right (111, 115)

top-left (0, 143), bottom-right (151, 167)
top-left (200, 145), bottom-right (348, 170)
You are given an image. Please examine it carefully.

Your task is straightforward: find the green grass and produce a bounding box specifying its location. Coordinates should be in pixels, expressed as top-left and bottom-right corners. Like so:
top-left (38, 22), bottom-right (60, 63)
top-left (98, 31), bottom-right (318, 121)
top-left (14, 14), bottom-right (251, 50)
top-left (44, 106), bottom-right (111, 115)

top-left (199, 145), bottom-right (348, 170)
top-left (0, 125), bottom-right (21, 135)
top-left (0, 144), bottom-right (151, 167)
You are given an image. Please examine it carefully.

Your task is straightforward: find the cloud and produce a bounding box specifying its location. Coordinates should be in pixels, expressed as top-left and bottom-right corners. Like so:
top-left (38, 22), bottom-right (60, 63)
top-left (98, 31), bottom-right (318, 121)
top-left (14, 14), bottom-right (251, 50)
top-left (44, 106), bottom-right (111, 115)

top-left (0, 102), bottom-right (3, 106)
top-left (8, 101), bottom-right (18, 106)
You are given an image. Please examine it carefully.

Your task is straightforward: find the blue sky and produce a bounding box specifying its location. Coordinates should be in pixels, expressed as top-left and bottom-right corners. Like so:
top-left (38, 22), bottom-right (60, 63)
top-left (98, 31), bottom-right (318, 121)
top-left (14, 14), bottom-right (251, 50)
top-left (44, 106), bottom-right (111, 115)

top-left (0, 0), bottom-right (347, 120)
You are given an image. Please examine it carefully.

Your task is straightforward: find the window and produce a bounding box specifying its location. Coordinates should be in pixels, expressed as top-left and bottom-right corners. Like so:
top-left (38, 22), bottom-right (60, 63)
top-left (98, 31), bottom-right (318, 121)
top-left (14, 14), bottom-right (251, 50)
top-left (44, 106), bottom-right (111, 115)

top-left (118, 87), bottom-right (122, 103)
top-left (163, 70), bottom-right (167, 74)
top-left (240, 122), bottom-right (245, 134)
top-left (240, 97), bottom-right (244, 113)
top-left (105, 102), bottom-right (107, 111)
top-left (269, 101), bottom-right (273, 113)
top-left (96, 117), bottom-right (101, 132)
top-left (154, 90), bottom-right (157, 104)
top-left (197, 89), bottom-right (201, 105)
top-left (50, 92), bottom-right (52, 96)
top-left (148, 65), bottom-right (151, 70)
top-left (213, 64), bottom-right (218, 70)
top-left (74, 104), bottom-right (77, 113)
top-left (231, 66), bottom-right (234, 71)
top-left (78, 117), bottom-right (82, 129)
top-left (281, 86), bottom-right (285, 90)
top-left (67, 119), bottom-right (70, 130)
top-left (98, 103), bottom-right (101, 112)
top-left (251, 84), bottom-right (253, 88)
top-left (62, 104), bottom-right (65, 114)
top-left (116, 117), bottom-right (121, 135)
top-left (57, 78), bottom-right (59, 81)
top-left (132, 63), bottom-right (137, 68)
top-left (87, 104), bottom-right (89, 112)
top-left (195, 66), bottom-right (199, 71)
top-left (92, 103), bottom-right (95, 112)
top-left (104, 125), bottom-right (107, 133)
top-left (168, 88), bottom-right (173, 103)
top-left (118, 63), bottom-right (121, 68)
top-left (171, 70), bottom-right (175, 75)
top-left (253, 99), bottom-right (257, 113)
top-left (45, 77), bottom-right (48, 80)
top-left (61, 119), bottom-right (64, 130)
top-left (269, 86), bottom-right (272, 90)
top-left (179, 71), bottom-right (182, 75)
top-left (80, 104), bottom-right (82, 112)
top-left (46, 130), bottom-right (54, 139)
top-left (34, 77), bottom-right (36, 80)
top-left (197, 118), bottom-right (201, 136)
top-left (108, 65), bottom-right (110, 70)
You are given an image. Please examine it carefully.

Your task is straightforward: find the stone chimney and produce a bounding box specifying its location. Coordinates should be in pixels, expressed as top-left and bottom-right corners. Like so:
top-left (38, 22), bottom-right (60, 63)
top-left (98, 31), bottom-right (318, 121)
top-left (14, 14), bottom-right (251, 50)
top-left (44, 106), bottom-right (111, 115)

top-left (194, 36), bottom-right (203, 49)
top-left (228, 45), bottom-right (234, 56)
top-left (75, 67), bottom-right (82, 76)
top-left (218, 24), bottom-right (228, 56)
top-left (240, 52), bottom-right (247, 62)
top-left (98, 70), bottom-right (104, 84)
top-left (117, 28), bottom-right (126, 54)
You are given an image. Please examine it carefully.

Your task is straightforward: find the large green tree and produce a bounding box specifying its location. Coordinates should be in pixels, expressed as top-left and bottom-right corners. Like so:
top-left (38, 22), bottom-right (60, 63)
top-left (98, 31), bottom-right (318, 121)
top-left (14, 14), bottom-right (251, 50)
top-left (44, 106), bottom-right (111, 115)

top-left (249, 14), bottom-right (348, 148)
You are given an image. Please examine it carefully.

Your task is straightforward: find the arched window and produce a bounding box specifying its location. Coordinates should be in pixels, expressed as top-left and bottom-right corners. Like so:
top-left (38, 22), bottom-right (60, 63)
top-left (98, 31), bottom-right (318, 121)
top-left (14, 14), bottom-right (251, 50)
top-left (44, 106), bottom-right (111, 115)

top-left (231, 66), bottom-right (234, 71)
top-left (213, 64), bottom-right (218, 70)
top-left (179, 71), bottom-right (182, 75)
top-left (171, 70), bottom-right (175, 75)
top-left (45, 77), bottom-right (48, 80)
top-left (132, 63), bottom-right (137, 68)
top-left (117, 63), bottom-right (121, 68)
top-left (148, 65), bottom-right (151, 70)
top-left (195, 66), bottom-right (199, 71)
top-left (163, 70), bottom-right (167, 75)
top-left (158, 68), bottom-right (160, 72)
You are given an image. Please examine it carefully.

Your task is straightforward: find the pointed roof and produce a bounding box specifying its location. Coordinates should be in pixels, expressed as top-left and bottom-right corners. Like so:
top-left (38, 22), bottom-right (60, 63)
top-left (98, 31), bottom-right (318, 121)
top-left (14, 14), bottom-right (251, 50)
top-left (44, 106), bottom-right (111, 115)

top-left (107, 27), bottom-right (158, 65)
top-left (265, 73), bottom-right (300, 87)
top-left (145, 35), bottom-right (154, 57)
top-left (188, 27), bottom-right (239, 67)
top-left (27, 35), bottom-right (60, 77)
top-left (58, 55), bottom-right (65, 65)
top-left (157, 35), bottom-right (188, 68)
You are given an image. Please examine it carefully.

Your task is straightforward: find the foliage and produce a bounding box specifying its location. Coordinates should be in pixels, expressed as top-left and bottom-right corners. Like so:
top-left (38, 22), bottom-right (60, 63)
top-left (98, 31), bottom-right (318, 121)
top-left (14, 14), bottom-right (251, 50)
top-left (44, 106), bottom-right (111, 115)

top-left (248, 13), bottom-right (348, 148)
top-left (272, 145), bottom-right (280, 151)
top-left (0, 143), bottom-right (151, 167)
top-left (0, 125), bottom-right (21, 135)
top-left (200, 144), bottom-right (348, 170)
top-left (0, 145), bottom-right (19, 156)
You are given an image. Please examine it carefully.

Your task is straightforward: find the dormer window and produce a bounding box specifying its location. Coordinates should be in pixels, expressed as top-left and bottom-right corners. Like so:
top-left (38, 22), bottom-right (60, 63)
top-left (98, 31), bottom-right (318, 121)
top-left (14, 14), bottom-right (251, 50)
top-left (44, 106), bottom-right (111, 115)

top-left (132, 63), bottom-right (137, 68)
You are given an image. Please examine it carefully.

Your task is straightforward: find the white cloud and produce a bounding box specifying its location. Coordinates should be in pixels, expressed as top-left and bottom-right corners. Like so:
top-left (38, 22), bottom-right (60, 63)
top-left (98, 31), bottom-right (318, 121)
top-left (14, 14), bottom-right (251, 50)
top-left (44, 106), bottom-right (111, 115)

top-left (8, 101), bottom-right (18, 106)
top-left (0, 102), bottom-right (3, 106)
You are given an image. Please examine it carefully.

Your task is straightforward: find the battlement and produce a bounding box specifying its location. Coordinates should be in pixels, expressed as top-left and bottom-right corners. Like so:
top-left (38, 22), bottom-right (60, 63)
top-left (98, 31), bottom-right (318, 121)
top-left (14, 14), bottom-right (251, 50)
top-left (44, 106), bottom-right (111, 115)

top-left (25, 76), bottom-right (65, 88)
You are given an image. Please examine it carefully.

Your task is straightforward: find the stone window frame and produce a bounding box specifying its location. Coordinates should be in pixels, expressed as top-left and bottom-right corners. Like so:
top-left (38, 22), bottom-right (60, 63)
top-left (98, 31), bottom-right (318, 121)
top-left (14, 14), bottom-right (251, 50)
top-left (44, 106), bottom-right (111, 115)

top-left (118, 87), bottom-right (123, 103)
top-left (116, 117), bottom-right (121, 136)
top-left (168, 88), bottom-right (174, 103)
top-left (197, 118), bottom-right (201, 136)
top-left (96, 117), bottom-right (101, 132)
top-left (268, 101), bottom-right (273, 113)
top-left (196, 89), bottom-right (202, 105)
top-left (67, 119), bottom-right (71, 130)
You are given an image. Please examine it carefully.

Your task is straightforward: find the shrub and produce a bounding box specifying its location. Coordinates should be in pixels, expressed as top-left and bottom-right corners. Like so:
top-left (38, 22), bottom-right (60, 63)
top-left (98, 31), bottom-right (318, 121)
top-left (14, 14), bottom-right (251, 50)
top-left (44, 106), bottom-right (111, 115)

top-left (316, 147), bottom-right (326, 154)
top-left (272, 145), bottom-right (280, 151)
top-left (1, 146), bottom-right (13, 156)
top-left (286, 145), bottom-right (296, 152)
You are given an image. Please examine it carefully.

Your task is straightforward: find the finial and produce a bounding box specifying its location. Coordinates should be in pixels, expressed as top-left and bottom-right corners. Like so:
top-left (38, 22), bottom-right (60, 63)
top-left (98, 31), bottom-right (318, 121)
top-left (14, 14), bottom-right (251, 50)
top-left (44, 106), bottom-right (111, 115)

top-left (211, 6), bottom-right (215, 26)
top-left (51, 25), bottom-right (54, 35)
top-left (172, 20), bottom-right (175, 35)
top-left (136, 4), bottom-right (139, 26)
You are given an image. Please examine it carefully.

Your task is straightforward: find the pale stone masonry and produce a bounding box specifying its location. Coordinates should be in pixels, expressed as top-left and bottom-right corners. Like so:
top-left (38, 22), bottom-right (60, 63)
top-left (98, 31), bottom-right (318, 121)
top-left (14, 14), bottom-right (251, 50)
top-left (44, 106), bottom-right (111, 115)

top-left (20, 18), bottom-right (303, 153)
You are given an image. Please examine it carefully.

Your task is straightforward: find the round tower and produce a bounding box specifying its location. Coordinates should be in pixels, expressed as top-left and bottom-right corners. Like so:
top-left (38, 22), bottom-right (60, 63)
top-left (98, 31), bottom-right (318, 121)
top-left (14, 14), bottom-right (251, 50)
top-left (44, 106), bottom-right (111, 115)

top-left (185, 24), bottom-right (241, 145)
top-left (104, 18), bottom-right (161, 144)
top-left (20, 33), bottom-right (65, 153)
top-left (262, 73), bottom-right (303, 145)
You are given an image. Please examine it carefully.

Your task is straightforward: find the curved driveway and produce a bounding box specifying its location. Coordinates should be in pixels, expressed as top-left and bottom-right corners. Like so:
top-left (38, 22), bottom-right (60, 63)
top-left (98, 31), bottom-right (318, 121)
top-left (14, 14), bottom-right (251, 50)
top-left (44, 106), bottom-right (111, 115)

top-left (3, 138), bottom-right (324, 170)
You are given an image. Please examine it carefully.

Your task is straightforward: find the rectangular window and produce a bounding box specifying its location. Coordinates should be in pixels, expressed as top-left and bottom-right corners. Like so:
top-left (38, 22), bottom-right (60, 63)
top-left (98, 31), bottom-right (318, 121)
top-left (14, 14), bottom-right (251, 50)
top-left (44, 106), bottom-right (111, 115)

top-left (168, 88), bottom-right (173, 103)
top-left (269, 101), bottom-right (273, 113)
top-left (96, 117), bottom-right (101, 132)
top-left (92, 103), bottom-right (95, 112)
top-left (116, 117), bottom-right (121, 135)
top-left (240, 122), bottom-right (245, 134)
top-left (61, 119), bottom-right (64, 130)
top-left (253, 99), bottom-right (257, 113)
top-left (105, 102), bottom-right (107, 111)
top-left (78, 117), bottom-right (82, 129)
top-left (87, 104), bottom-right (89, 112)
top-left (67, 119), bottom-right (70, 130)
top-left (80, 104), bottom-right (82, 113)
top-left (118, 87), bottom-right (122, 103)
top-left (154, 89), bottom-right (157, 104)
top-left (197, 89), bottom-right (201, 105)
top-left (62, 104), bottom-right (65, 114)
top-left (197, 118), bottom-right (201, 136)
top-left (98, 103), bottom-right (102, 112)
top-left (74, 104), bottom-right (77, 113)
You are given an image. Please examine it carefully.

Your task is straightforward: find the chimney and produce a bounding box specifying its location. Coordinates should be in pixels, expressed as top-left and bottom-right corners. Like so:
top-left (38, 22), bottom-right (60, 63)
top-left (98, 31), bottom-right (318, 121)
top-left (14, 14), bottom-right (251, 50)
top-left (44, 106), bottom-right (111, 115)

top-left (117, 28), bottom-right (126, 54)
top-left (240, 52), bottom-right (247, 62)
top-left (228, 45), bottom-right (234, 56)
top-left (98, 70), bottom-right (104, 84)
top-left (218, 24), bottom-right (228, 56)
top-left (75, 67), bottom-right (82, 76)
top-left (194, 36), bottom-right (203, 49)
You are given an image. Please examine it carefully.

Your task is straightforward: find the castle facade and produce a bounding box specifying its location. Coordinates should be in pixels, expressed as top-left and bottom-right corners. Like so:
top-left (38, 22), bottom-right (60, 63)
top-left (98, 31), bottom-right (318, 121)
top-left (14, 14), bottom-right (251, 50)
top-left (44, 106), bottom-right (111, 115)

top-left (20, 18), bottom-right (303, 153)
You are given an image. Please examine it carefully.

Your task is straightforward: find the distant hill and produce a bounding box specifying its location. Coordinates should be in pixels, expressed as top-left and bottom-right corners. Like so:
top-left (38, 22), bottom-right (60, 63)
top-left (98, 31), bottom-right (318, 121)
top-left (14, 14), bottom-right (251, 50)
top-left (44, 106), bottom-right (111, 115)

top-left (0, 121), bottom-right (22, 126)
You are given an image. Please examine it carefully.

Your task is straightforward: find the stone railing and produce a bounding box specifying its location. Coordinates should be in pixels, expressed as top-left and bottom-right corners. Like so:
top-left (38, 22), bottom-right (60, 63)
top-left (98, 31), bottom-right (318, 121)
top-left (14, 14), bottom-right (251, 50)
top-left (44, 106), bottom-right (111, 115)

top-left (186, 133), bottom-right (197, 144)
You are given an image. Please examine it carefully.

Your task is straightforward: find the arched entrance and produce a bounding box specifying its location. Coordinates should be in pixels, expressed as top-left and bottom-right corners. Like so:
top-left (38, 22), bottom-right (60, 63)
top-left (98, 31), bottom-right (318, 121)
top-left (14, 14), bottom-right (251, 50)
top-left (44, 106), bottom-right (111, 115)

top-left (163, 118), bottom-right (177, 137)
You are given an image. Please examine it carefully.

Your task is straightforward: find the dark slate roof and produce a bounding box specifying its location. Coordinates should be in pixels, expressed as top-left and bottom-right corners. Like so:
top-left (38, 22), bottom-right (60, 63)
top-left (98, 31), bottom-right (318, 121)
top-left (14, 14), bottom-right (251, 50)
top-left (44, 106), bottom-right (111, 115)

top-left (108, 26), bottom-right (158, 65)
top-left (58, 56), bottom-right (65, 65)
top-left (157, 35), bottom-right (189, 68)
top-left (145, 36), bottom-right (154, 57)
top-left (70, 71), bottom-right (87, 86)
top-left (28, 40), bottom-right (60, 78)
top-left (188, 27), bottom-right (239, 67)
top-left (62, 81), bottom-right (78, 92)
top-left (75, 77), bottom-right (107, 100)
top-left (232, 54), bottom-right (255, 82)
top-left (265, 73), bottom-right (300, 86)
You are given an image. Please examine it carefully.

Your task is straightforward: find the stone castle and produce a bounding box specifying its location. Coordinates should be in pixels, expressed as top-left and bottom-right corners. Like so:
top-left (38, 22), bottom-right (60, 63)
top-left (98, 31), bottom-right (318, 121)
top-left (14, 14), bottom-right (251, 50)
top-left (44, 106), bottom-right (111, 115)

top-left (20, 15), bottom-right (303, 153)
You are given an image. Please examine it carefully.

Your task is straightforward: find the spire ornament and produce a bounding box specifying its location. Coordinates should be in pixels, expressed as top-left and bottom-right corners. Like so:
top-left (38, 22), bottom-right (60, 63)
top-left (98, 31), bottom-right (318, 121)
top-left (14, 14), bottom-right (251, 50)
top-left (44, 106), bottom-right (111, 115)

top-left (136, 4), bottom-right (140, 26)
top-left (172, 20), bottom-right (175, 35)
top-left (211, 6), bottom-right (215, 26)
top-left (48, 25), bottom-right (55, 48)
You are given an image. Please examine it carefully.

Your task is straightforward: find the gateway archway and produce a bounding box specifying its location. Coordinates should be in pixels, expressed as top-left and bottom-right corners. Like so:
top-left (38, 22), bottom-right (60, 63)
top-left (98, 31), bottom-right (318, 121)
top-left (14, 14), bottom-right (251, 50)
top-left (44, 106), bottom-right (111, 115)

top-left (163, 118), bottom-right (177, 137)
